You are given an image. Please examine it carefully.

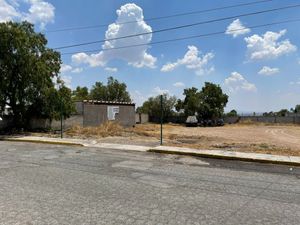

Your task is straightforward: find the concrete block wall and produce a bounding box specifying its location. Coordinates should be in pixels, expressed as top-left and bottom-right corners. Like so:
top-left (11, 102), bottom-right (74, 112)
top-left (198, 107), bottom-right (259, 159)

top-left (115, 105), bottom-right (136, 127)
top-left (83, 104), bottom-right (107, 127)
top-left (239, 116), bottom-right (300, 124)
top-left (51, 115), bottom-right (83, 130)
top-left (224, 117), bottom-right (240, 124)
top-left (29, 118), bottom-right (51, 130)
top-left (135, 113), bottom-right (149, 124)
top-left (74, 101), bottom-right (84, 115)
top-left (83, 104), bottom-right (135, 127)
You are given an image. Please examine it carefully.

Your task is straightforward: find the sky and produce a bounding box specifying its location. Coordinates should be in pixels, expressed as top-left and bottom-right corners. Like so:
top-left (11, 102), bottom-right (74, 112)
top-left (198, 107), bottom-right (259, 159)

top-left (1, 0), bottom-right (300, 112)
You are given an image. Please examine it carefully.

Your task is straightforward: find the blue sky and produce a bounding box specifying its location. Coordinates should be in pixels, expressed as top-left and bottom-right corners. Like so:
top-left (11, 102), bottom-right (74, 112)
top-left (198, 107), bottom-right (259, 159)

top-left (1, 0), bottom-right (300, 112)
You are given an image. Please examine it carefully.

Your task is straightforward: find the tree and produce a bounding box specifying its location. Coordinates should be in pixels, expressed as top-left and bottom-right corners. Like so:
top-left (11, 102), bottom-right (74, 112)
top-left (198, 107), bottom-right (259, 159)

top-left (0, 22), bottom-right (73, 128)
top-left (137, 94), bottom-right (177, 120)
top-left (226, 109), bottom-right (238, 117)
top-left (276, 109), bottom-right (288, 117)
top-left (89, 77), bottom-right (131, 102)
top-left (56, 85), bottom-right (75, 120)
top-left (27, 83), bottom-right (74, 122)
top-left (263, 111), bottom-right (275, 117)
top-left (176, 82), bottom-right (228, 119)
top-left (72, 86), bottom-right (89, 101)
top-left (175, 87), bottom-right (200, 116)
top-left (89, 82), bottom-right (107, 100)
top-left (197, 82), bottom-right (228, 119)
top-left (294, 105), bottom-right (300, 113)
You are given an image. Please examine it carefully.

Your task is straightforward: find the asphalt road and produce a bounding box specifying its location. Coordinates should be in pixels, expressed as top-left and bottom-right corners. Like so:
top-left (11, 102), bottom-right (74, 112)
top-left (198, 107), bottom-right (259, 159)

top-left (0, 141), bottom-right (299, 225)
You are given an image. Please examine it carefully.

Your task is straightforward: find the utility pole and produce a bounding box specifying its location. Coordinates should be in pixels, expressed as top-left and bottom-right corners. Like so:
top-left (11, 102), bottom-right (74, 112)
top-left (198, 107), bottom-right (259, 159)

top-left (160, 95), bottom-right (163, 145)
top-left (60, 95), bottom-right (63, 139)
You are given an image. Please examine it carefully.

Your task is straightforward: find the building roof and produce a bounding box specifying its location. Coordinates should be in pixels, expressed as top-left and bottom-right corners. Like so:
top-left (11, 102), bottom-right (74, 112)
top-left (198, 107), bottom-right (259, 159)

top-left (82, 100), bottom-right (135, 106)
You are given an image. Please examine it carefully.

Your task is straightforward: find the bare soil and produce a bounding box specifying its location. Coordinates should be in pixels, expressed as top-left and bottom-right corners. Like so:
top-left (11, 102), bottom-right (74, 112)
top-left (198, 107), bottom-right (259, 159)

top-left (62, 122), bottom-right (300, 156)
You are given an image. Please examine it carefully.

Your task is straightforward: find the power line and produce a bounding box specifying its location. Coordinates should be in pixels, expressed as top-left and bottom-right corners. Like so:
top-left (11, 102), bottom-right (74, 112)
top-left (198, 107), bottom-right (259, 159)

top-left (54, 4), bottom-right (300, 50)
top-left (47, 0), bottom-right (273, 33)
top-left (60, 18), bottom-right (300, 55)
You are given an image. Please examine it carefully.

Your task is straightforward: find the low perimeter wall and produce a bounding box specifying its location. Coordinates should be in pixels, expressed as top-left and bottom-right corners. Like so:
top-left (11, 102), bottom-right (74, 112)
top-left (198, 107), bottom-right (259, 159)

top-left (0, 115), bottom-right (84, 131)
top-left (135, 113), bottom-right (149, 124)
top-left (225, 116), bottom-right (300, 124)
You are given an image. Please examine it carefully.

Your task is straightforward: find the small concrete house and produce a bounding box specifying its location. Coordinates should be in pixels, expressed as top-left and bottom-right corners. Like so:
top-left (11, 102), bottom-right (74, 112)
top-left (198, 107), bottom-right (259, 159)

top-left (77, 100), bottom-right (136, 127)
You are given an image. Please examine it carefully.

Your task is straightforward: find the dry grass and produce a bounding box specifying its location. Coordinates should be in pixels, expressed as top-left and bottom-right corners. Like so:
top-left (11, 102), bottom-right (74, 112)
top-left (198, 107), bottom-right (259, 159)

top-left (64, 122), bottom-right (300, 156)
top-left (66, 121), bottom-right (124, 138)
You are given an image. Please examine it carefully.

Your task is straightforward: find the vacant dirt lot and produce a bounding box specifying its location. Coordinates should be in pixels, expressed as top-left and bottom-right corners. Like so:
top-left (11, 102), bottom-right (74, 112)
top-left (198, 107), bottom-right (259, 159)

top-left (158, 124), bottom-right (300, 156)
top-left (63, 122), bottom-right (300, 156)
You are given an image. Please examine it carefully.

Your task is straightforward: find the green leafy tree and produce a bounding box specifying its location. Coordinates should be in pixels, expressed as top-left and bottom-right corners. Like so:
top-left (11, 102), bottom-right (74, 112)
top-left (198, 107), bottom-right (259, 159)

top-left (176, 82), bottom-right (228, 119)
top-left (276, 109), bottom-right (288, 117)
top-left (72, 86), bottom-right (89, 101)
top-left (175, 87), bottom-right (200, 116)
top-left (0, 22), bottom-right (73, 128)
top-left (137, 94), bottom-right (177, 120)
top-left (294, 105), bottom-right (300, 113)
top-left (56, 84), bottom-right (75, 120)
top-left (197, 82), bottom-right (228, 119)
top-left (263, 111), bottom-right (275, 117)
top-left (89, 77), bottom-right (131, 102)
top-left (226, 109), bottom-right (238, 117)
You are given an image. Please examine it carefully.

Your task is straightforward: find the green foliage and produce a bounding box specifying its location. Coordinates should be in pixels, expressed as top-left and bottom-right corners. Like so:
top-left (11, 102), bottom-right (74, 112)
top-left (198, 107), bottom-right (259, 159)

top-left (176, 82), bottom-right (228, 119)
top-left (226, 109), bottom-right (238, 117)
top-left (198, 82), bottom-right (228, 119)
top-left (57, 85), bottom-right (75, 120)
top-left (89, 77), bottom-right (131, 102)
top-left (137, 94), bottom-right (177, 119)
top-left (0, 21), bottom-right (73, 128)
top-left (276, 109), bottom-right (289, 117)
top-left (294, 105), bottom-right (300, 113)
top-left (263, 111), bottom-right (275, 117)
top-left (264, 105), bottom-right (300, 117)
top-left (72, 86), bottom-right (89, 101)
top-left (175, 87), bottom-right (200, 116)
top-left (28, 82), bottom-right (74, 121)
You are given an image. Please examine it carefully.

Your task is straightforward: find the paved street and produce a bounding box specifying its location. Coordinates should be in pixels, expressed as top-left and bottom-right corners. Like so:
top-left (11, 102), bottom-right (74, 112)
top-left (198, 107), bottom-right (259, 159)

top-left (0, 141), bottom-right (299, 225)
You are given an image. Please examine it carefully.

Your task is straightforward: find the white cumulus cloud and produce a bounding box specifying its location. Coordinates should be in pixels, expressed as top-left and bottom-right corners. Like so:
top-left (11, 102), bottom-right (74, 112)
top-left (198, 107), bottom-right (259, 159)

top-left (72, 3), bottom-right (156, 69)
top-left (23, 0), bottom-right (55, 29)
top-left (258, 66), bottom-right (279, 76)
top-left (173, 82), bottom-right (185, 88)
top-left (244, 30), bottom-right (297, 60)
top-left (0, 0), bottom-right (20, 22)
top-left (105, 67), bottom-right (118, 73)
top-left (161, 45), bottom-right (214, 76)
top-left (153, 87), bottom-right (170, 95)
top-left (226, 19), bottom-right (250, 38)
top-left (0, 0), bottom-right (55, 29)
top-left (72, 52), bottom-right (106, 67)
top-left (71, 67), bottom-right (83, 73)
top-left (60, 64), bottom-right (72, 73)
top-left (60, 64), bottom-right (83, 74)
top-left (224, 72), bottom-right (257, 93)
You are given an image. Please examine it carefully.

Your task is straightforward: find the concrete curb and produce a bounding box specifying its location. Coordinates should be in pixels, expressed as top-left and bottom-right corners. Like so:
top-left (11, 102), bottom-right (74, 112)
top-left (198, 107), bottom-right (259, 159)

top-left (2, 137), bottom-right (300, 167)
top-left (0, 138), bottom-right (84, 147)
top-left (0, 137), bottom-right (148, 151)
top-left (148, 148), bottom-right (300, 167)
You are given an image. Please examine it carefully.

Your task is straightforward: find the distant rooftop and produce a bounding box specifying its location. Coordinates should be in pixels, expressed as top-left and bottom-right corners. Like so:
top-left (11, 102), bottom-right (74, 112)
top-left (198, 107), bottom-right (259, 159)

top-left (82, 100), bottom-right (135, 106)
